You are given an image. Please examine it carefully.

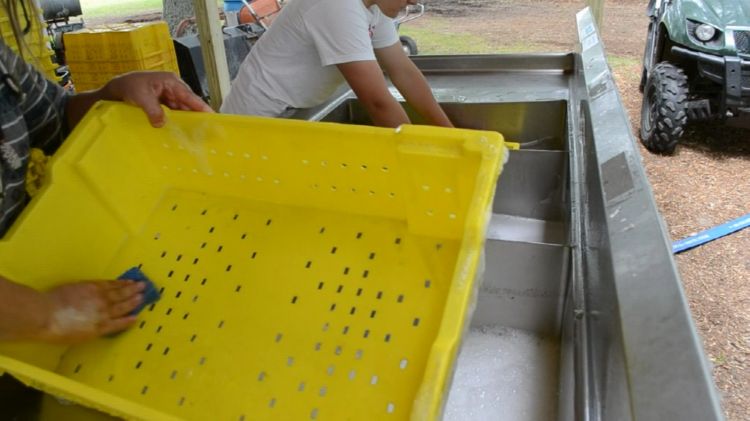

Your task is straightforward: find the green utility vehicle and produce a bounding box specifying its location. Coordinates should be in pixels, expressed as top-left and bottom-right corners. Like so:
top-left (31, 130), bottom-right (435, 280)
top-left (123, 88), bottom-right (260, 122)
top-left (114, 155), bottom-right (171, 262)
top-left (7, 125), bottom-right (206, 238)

top-left (640, 0), bottom-right (750, 153)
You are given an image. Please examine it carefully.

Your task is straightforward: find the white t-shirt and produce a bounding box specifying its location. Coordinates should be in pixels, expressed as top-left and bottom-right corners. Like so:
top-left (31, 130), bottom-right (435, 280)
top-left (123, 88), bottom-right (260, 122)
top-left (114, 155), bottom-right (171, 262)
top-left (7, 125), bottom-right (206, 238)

top-left (221, 0), bottom-right (399, 116)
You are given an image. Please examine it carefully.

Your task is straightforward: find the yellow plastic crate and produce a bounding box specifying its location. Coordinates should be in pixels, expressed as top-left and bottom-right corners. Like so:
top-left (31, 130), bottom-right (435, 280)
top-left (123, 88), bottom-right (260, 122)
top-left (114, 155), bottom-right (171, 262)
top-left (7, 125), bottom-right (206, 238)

top-left (0, 102), bottom-right (507, 420)
top-left (0, 3), bottom-right (58, 81)
top-left (64, 21), bottom-right (179, 91)
top-left (0, 2), bottom-right (45, 43)
top-left (64, 22), bottom-right (179, 87)
top-left (64, 22), bottom-right (175, 62)
top-left (69, 49), bottom-right (177, 92)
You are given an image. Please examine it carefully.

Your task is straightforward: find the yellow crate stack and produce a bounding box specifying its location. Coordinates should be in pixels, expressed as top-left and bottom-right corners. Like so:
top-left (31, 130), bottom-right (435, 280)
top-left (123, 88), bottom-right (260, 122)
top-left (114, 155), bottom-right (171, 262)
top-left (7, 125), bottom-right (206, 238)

top-left (0, 1), bottom-right (58, 81)
top-left (64, 21), bottom-right (179, 92)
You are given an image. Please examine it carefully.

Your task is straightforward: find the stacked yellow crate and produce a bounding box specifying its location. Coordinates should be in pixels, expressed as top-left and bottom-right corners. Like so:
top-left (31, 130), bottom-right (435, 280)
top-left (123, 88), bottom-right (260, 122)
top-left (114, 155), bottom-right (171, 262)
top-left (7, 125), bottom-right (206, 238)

top-left (0, 0), bottom-right (58, 81)
top-left (64, 21), bottom-right (179, 92)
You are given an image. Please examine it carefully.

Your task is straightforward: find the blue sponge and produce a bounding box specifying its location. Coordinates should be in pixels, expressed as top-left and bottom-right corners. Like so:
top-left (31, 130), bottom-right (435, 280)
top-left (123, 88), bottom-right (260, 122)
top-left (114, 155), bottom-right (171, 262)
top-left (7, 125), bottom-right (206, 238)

top-left (118, 267), bottom-right (161, 316)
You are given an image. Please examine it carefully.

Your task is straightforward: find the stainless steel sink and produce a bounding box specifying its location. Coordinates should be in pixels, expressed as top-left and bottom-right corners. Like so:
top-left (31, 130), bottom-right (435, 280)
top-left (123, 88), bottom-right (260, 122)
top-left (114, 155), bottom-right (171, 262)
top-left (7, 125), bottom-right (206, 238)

top-left (3, 9), bottom-right (722, 421)
top-left (286, 9), bottom-right (723, 421)
top-left (318, 99), bottom-right (567, 150)
top-left (309, 96), bottom-right (570, 420)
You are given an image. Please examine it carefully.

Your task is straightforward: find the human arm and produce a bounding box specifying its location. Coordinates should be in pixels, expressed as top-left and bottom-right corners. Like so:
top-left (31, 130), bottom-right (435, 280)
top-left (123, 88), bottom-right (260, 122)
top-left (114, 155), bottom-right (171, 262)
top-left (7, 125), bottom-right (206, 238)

top-left (336, 60), bottom-right (410, 128)
top-left (65, 71), bottom-right (213, 129)
top-left (1, 39), bottom-right (211, 155)
top-left (375, 43), bottom-right (453, 127)
top-left (0, 274), bottom-right (145, 343)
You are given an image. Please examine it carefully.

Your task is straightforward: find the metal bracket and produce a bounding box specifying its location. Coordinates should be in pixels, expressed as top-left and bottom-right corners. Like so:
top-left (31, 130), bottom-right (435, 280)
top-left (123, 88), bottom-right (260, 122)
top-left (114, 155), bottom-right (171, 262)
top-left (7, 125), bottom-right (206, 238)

top-left (725, 56), bottom-right (742, 108)
top-left (686, 99), bottom-right (712, 120)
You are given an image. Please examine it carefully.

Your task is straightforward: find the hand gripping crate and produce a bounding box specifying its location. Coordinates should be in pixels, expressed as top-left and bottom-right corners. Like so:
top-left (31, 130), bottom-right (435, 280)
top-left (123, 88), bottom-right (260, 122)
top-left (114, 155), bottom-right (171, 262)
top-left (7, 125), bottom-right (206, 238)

top-left (64, 22), bottom-right (179, 91)
top-left (0, 102), bottom-right (508, 420)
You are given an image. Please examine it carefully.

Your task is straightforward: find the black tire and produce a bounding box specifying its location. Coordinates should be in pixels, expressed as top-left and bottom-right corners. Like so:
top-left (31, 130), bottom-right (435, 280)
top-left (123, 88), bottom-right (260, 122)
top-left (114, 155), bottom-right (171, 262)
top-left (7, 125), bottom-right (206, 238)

top-left (400, 35), bottom-right (418, 56)
top-left (639, 68), bottom-right (647, 93)
top-left (640, 62), bottom-right (688, 154)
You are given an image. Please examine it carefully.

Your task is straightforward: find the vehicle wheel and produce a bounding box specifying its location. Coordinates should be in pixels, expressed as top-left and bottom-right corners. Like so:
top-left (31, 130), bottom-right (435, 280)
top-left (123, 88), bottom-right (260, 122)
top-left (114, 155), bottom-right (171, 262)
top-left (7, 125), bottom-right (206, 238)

top-left (640, 62), bottom-right (688, 154)
top-left (400, 35), bottom-right (418, 56)
top-left (639, 68), bottom-right (647, 93)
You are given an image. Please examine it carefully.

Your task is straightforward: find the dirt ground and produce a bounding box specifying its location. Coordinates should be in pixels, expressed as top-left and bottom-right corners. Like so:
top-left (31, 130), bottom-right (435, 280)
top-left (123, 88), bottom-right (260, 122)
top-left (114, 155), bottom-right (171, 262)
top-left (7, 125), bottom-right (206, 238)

top-left (115, 0), bottom-right (747, 418)
top-left (408, 0), bottom-right (749, 418)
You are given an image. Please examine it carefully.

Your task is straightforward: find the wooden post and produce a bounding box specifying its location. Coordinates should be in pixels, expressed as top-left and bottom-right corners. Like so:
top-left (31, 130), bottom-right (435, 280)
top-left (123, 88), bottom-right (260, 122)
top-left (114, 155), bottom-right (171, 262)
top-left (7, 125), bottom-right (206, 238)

top-left (588, 0), bottom-right (604, 29)
top-left (193, 0), bottom-right (230, 110)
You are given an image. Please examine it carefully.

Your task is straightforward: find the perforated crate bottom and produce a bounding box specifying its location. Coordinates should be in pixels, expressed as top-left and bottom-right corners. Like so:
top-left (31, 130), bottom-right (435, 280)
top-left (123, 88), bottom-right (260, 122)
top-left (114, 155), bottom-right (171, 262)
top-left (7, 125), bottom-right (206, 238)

top-left (55, 189), bottom-right (460, 420)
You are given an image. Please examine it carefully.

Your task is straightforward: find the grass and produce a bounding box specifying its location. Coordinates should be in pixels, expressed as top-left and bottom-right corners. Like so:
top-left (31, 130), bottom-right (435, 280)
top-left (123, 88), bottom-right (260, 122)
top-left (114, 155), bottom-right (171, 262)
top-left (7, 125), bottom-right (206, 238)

top-left (399, 25), bottom-right (498, 55)
top-left (399, 20), bottom-right (547, 55)
top-left (607, 54), bottom-right (643, 84)
top-left (80, 0), bottom-right (226, 22)
top-left (607, 54), bottom-right (640, 68)
top-left (80, 0), bottom-right (162, 20)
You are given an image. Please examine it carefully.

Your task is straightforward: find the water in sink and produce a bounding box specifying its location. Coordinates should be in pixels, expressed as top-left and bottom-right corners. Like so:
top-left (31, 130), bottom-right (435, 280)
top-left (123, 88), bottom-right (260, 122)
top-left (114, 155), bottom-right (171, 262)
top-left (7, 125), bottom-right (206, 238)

top-left (444, 325), bottom-right (559, 421)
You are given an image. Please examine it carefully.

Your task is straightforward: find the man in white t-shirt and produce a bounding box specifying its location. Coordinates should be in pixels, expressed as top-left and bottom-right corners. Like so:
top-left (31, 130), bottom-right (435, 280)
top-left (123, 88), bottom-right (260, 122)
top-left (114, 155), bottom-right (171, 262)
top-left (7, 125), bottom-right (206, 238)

top-left (221, 0), bottom-right (453, 128)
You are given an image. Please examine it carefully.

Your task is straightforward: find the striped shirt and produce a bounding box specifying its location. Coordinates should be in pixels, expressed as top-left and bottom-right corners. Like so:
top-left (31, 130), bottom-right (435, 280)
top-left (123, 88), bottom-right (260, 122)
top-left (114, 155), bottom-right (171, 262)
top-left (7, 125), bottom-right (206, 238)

top-left (0, 40), bottom-right (68, 236)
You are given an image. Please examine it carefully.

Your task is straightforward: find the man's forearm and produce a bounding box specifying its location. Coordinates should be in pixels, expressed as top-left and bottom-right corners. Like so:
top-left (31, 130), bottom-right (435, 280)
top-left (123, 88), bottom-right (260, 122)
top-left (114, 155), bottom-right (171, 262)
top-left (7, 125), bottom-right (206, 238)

top-left (0, 276), bottom-right (49, 341)
top-left (391, 62), bottom-right (453, 128)
top-left (65, 84), bottom-right (117, 130)
top-left (364, 95), bottom-right (411, 128)
top-left (64, 72), bottom-right (212, 131)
